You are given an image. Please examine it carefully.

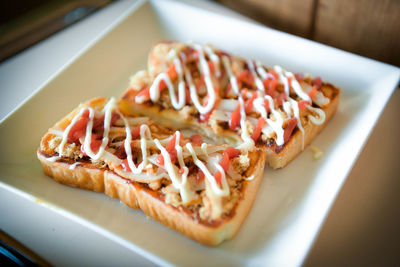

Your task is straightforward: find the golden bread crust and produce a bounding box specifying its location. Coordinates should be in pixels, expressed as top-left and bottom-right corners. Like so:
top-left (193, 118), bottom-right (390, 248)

top-left (265, 84), bottom-right (340, 168)
top-left (37, 149), bottom-right (266, 246)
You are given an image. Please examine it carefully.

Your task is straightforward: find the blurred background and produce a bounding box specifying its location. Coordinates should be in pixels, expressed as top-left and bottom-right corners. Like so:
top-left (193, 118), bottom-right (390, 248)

top-left (1, 0), bottom-right (399, 66)
top-left (216, 0), bottom-right (400, 67)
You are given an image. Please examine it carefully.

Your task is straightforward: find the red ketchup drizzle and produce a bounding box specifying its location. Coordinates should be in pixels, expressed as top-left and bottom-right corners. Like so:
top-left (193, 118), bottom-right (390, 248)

top-left (245, 92), bottom-right (258, 114)
top-left (277, 93), bottom-right (287, 107)
top-left (229, 102), bottom-right (241, 130)
top-left (266, 79), bottom-right (279, 97)
top-left (213, 147), bottom-right (240, 186)
top-left (298, 100), bottom-right (310, 111)
top-left (308, 86), bottom-right (319, 99)
top-left (135, 88), bottom-right (150, 102)
top-left (80, 133), bottom-right (102, 156)
top-left (237, 70), bottom-right (254, 87)
top-left (199, 87), bottom-right (219, 122)
top-left (189, 134), bottom-right (203, 145)
top-left (283, 118), bottom-right (298, 143)
top-left (251, 118), bottom-right (266, 143)
top-left (114, 126), bottom-right (141, 159)
top-left (67, 109), bottom-right (90, 143)
top-left (312, 76), bottom-right (322, 90)
top-left (156, 133), bottom-right (178, 166)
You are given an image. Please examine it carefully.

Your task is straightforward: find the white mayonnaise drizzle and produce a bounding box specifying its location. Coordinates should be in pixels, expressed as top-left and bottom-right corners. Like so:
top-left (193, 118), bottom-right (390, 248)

top-left (135, 43), bottom-right (329, 151)
top-left (186, 45), bottom-right (217, 114)
top-left (186, 143), bottom-right (229, 197)
top-left (307, 105), bottom-right (326, 125)
top-left (154, 138), bottom-right (197, 203)
top-left (147, 50), bottom-right (186, 110)
top-left (204, 45), bottom-right (221, 77)
top-left (83, 98), bottom-right (115, 160)
top-left (255, 61), bottom-right (274, 80)
top-left (120, 114), bottom-right (152, 174)
top-left (58, 108), bottom-right (87, 157)
top-left (221, 56), bottom-right (254, 150)
top-left (54, 96), bottom-right (237, 206)
top-left (253, 95), bottom-right (285, 146)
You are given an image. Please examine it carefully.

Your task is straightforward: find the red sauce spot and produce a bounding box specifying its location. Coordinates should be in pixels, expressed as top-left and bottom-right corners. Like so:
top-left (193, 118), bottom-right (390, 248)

top-left (294, 73), bottom-right (304, 83)
top-left (135, 87), bottom-right (150, 103)
top-left (189, 134), bottom-right (203, 145)
top-left (185, 87), bottom-right (191, 104)
top-left (167, 64), bottom-right (177, 81)
top-left (155, 153), bottom-right (164, 166)
top-left (199, 87), bottom-right (219, 122)
top-left (208, 61), bottom-right (214, 74)
top-left (245, 92), bottom-right (258, 114)
top-left (131, 126), bottom-right (141, 139)
top-left (114, 140), bottom-right (127, 159)
top-left (251, 118), bottom-right (266, 143)
top-left (283, 118), bottom-right (298, 143)
top-left (68, 109), bottom-right (90, 143)
top-left (277, 93), bottom-right (287, 107)
top-left (80, 134), bottom-right (102, 156)
top-left (264, 99), bottom-right (271, 113)
top-left (312, 76), bottom-right (323, 90)
top-left (237, 70), bottom-right (254, 86)
top-left (229, 102), bottom-right (241, 130)
top-left (269, 70), bottom-right (279, 80)
top-left (267, 79), bottom-right (279, 97)
top-left (155, 133), bottom-right (178, 166)
top-left (219, 152), bottom-right (230, 172)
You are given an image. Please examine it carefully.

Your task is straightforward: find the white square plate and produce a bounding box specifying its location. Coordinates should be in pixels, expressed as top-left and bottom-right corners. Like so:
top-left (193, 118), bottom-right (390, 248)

top-left (0, 0), bottom-right (399, 266)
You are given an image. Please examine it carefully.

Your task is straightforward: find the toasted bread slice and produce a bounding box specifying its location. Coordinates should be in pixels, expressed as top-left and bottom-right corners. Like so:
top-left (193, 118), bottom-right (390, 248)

top-left (121, 41), bottom-right (340, 168)
top-left (37, 97), bottom-right (266, 246)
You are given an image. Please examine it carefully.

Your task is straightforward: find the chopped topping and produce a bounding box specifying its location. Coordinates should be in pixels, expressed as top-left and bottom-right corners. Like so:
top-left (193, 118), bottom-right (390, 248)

top-left (131, 125), bottom-right (141, 139)
top-left (80, 135), bottom-right (102, 156)
top-left (135, 87), bottom-right (151, 103)
top-left (298, 100), bottom-right (311, 111)
top-left (225, 147), bottom-right (240, 159)
top-left (269, 70), bottom-right (279, 80)
top-left (308, 85), bottom-right (319, 99)
top-left (251, 118), bottom-right (266, 142)
top-left (189, 134), bottom-right (203, 145)
top-left (156, 133), bottom-right (178, 166)
top-left (67, 109), bottom-right (90, 143)
top-left (229, 102), bottom-right (241, 130)
top-left (245, 92), bottom-right (258, 113)
top-left (283, 118), bottom-right (298, 143)
top-left (237, 70), bottom-right (254, 86)
top-left (312, 76), bottom-right (323, 89)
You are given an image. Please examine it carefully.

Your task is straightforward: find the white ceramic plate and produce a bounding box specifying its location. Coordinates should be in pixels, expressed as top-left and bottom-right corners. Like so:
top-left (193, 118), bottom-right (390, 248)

top-left (0, 0), bottom-right (399, 266)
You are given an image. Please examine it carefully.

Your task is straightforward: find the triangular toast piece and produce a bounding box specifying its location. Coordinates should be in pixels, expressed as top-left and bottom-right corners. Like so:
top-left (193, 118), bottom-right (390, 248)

top-left (120, 41), bottom-right (340, 168)
top-left (37, 97), bottom-right (266, 246)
